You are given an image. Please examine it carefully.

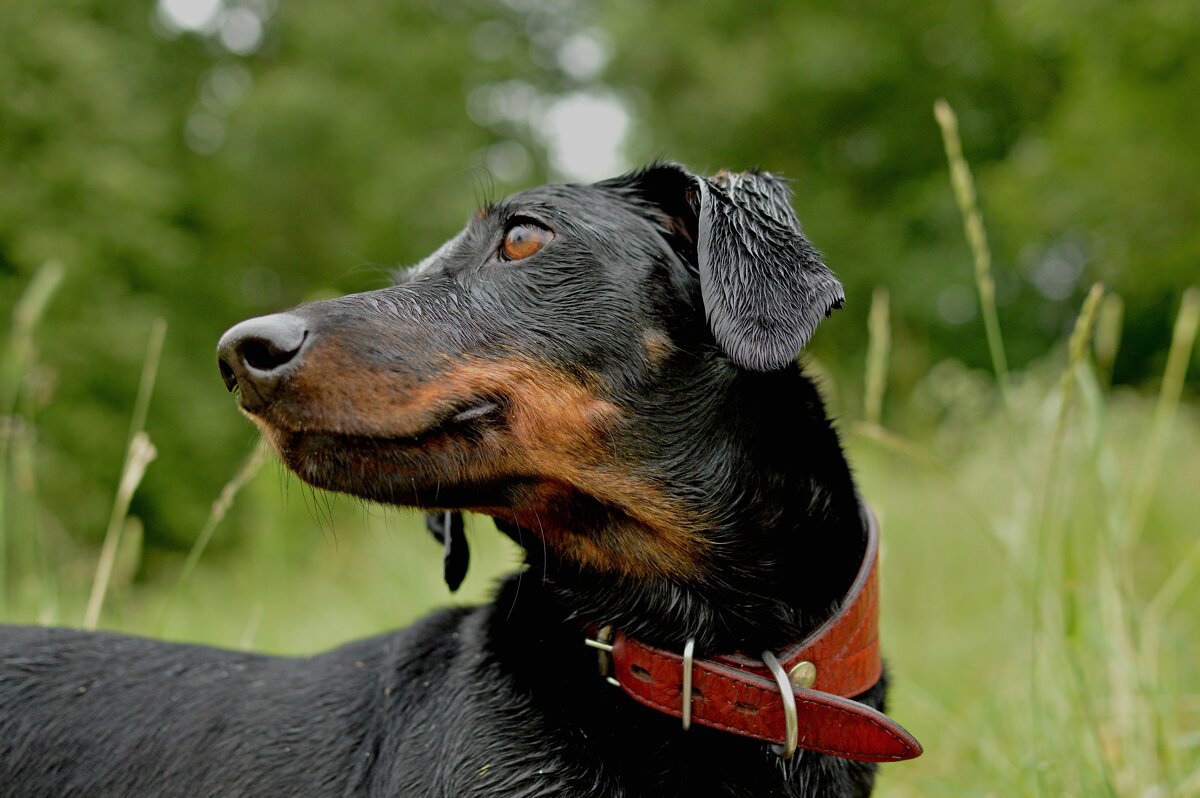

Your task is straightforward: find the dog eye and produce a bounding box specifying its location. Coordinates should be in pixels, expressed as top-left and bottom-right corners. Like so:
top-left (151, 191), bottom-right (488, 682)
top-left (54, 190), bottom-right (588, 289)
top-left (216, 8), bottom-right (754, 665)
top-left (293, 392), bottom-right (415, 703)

top-left (501, 223), bottom-right (553, 261)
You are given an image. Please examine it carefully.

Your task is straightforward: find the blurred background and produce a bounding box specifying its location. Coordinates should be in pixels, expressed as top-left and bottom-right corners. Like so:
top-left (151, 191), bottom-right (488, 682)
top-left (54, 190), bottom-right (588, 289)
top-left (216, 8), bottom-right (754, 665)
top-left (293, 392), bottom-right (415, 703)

top-left (1, 0), bottom-right (1197, 794)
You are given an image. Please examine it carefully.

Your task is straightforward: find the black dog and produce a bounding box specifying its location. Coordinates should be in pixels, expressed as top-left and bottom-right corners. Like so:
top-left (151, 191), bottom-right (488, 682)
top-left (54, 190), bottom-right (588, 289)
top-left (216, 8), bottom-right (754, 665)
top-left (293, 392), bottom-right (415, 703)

top-left (0, 163), bottom-right (919, 796)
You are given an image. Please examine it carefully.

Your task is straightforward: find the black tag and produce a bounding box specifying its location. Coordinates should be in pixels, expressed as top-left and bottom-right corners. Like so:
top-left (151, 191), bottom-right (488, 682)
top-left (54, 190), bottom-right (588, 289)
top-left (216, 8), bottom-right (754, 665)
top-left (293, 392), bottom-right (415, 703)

top-left (425, 511), bottom-right (469, 592)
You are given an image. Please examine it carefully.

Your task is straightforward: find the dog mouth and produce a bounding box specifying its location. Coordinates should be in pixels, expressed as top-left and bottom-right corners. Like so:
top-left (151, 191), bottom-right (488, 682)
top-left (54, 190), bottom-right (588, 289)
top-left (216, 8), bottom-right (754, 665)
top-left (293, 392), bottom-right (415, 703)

top-left (252, 395), bottom-right (508, 501)
top-left (230, 353), bottom-right (621, 509)
top-left (258, 395), bottom-right (504, 447)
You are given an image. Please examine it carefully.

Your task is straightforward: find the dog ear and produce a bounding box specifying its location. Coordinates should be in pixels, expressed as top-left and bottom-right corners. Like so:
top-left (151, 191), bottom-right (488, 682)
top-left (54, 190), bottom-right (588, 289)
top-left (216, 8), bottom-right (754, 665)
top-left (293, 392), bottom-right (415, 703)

top-left (695, 170), bottom-right (844, 371)
top-left (604, 163), bottom-right (844, 371)
top-left (425, 511), bottom-right (469, 592)
top-left (599, 162), bottom-right (700, 264)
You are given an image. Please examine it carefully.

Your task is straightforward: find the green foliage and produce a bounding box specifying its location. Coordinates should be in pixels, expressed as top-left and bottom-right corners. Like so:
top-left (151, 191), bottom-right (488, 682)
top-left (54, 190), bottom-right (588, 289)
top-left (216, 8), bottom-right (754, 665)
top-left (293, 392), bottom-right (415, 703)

top-left (601, 0), bottom-right (1200, 388)
top-left (0, 0), bottom-right (548, 547)
top-left (3, 302), bottom-right (1198, 795)
top-left (3, 0), bottom-right (1197, 548)
top-left (855, 365), bottom-right (1200, 796)
top-left (1, 1), bottom-right (1198, 793)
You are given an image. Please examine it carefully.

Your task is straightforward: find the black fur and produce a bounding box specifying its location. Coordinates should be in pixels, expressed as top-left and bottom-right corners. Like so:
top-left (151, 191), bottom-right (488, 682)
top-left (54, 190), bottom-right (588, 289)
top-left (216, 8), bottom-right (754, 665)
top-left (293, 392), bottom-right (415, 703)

top-left (1, 162), bottom-right (886, 797)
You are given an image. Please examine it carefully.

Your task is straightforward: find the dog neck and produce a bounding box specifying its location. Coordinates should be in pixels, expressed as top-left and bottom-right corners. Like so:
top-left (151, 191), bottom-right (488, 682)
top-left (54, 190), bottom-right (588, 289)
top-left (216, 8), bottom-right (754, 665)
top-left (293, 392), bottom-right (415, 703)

top-left (498, 362), bottom-right (866, 657)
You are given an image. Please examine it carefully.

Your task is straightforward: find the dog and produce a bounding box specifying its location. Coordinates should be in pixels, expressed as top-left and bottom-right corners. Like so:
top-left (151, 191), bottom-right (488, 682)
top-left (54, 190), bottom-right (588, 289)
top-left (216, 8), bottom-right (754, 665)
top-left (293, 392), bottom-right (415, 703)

top-left (0, 162), bottom-right (919, 796)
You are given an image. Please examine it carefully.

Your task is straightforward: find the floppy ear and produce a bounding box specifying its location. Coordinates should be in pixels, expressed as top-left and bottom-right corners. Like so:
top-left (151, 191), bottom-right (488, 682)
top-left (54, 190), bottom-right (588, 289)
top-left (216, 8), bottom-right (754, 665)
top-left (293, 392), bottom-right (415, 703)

top-left (696, 170), bottom-right (844, 371)
top-left (602, 163), bottom-right (843, 371)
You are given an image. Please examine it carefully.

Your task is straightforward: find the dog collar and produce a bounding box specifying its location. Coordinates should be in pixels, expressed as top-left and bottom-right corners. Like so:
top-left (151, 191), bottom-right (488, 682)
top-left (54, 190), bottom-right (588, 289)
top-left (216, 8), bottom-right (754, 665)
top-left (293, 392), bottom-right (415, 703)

top-left (585, 505), bottom-right (922, 762)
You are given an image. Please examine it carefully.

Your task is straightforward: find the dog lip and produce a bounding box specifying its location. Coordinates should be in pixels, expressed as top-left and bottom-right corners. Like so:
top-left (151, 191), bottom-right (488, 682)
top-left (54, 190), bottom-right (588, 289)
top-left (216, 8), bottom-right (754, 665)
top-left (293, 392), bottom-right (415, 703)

top-left (450, 400), bottom-right (499, 424)
top-left (264, 397), bottom-right (503, 444)
top-left (389, 398), bottom-right (502, 442)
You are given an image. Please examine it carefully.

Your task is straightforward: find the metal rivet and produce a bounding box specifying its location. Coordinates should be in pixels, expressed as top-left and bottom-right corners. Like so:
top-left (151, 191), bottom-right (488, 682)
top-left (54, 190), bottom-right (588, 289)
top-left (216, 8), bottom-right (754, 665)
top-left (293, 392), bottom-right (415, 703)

top-left (788, 660), bottom-right (817, 690)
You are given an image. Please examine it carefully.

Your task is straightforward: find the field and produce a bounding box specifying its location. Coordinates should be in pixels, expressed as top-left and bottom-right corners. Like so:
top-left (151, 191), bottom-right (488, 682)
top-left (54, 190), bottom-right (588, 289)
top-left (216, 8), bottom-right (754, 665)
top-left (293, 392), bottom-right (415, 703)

top-left (2, 103), bottom-right (1199, 796)
top-left (3, 266), bottom-right (1198, 796)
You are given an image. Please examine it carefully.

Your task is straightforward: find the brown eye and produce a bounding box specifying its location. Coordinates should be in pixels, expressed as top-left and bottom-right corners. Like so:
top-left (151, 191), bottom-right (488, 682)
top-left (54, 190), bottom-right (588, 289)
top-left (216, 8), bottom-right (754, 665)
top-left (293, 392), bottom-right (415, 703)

top-left (501, 223), bottom-right (553, 261)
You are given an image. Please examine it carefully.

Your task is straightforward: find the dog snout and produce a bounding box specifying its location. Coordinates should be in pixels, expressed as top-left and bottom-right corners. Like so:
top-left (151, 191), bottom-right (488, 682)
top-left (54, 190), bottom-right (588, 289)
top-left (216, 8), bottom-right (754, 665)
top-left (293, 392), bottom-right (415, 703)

top-left (217, 313), bottom-right (310, 410)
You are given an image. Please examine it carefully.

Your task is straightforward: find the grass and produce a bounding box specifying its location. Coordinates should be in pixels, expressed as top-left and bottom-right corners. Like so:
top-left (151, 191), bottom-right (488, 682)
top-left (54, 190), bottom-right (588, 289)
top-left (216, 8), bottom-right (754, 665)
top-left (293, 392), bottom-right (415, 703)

top-left (1, 113), bottom-right (1198, 794)
top-left (0, 259), bottom-right (64, 618)
top-left (861, 360), bottom-right (1200, 797)
top-left (934, 99), bottom-right (1012, 412)
top-left (84, 317), bottom-right (165, 630)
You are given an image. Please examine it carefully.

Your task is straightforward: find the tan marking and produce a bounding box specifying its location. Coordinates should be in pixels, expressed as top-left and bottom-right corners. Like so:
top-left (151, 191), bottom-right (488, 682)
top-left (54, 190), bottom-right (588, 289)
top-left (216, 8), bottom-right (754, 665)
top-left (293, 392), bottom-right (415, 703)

top-left (642, 329), bottom-right (672, 370)
top-left (428, 357), bottom-right (708, 580)
top-left (255, 343), bottom-right (709, 581)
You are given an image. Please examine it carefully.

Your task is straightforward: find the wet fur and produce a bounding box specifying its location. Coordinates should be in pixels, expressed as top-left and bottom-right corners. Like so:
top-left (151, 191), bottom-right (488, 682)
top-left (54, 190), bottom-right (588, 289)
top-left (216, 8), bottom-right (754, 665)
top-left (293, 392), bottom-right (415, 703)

top-left (1, 163), bottom-right (885, 796)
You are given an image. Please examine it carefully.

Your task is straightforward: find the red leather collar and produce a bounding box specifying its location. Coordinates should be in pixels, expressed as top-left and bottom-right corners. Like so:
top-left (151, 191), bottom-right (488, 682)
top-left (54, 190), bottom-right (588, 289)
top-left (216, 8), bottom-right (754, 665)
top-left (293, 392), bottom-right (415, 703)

top-left (596, 506), bottom-right (922, 763)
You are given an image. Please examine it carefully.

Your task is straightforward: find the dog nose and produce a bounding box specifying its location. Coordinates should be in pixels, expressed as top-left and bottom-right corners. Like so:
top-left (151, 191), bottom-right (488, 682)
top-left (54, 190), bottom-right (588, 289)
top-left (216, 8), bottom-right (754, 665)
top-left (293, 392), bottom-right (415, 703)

top-left (217, 313), bottom-right (310, 409)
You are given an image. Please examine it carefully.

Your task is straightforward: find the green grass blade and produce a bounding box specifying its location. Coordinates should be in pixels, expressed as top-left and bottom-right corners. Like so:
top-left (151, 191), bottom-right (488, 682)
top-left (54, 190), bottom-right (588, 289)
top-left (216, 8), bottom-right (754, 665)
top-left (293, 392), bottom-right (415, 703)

top-left (1093, 292), bottom-right (1125, 387)
top-left (1124, 287), bottom-right (1200, 550)
top-left (934, 99), bottom-right (1012, 411)
top-left (0, 261), bottom-right (65, 609)
top-left (155, 440), bottom-right (269, 634)
top-left (83, 318), bottom-right (167, 630)
top-left (863, 287), bottom-right (891, 426)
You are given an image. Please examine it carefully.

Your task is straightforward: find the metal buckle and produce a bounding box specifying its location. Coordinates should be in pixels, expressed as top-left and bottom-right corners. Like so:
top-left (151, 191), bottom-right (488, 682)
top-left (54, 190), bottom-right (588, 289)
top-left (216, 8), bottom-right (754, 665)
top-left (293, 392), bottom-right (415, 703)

top-left (762, 649), bottom-right (799, 759)
top-left (584, 625), bottom-right (620, 687)
top-left (681, 637), bottom-right (696, 731)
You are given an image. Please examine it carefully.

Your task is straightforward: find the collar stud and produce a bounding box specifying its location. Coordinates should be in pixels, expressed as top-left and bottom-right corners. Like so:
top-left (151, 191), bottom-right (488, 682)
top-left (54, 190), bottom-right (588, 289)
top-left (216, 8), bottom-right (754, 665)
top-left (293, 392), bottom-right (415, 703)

top-left (788, 660), bottom-right (817, 690)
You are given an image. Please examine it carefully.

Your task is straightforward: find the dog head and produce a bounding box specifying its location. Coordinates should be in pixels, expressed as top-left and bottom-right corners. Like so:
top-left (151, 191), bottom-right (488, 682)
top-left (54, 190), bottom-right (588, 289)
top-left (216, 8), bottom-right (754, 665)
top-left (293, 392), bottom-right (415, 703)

top-left (217, 163), bottom-right (844, 584)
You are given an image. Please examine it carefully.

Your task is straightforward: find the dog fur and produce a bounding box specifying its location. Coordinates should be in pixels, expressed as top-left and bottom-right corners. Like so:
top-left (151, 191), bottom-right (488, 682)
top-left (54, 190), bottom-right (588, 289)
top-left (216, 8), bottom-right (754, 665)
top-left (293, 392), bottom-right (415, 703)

top-left (0, 163), bottom-right (888, 797)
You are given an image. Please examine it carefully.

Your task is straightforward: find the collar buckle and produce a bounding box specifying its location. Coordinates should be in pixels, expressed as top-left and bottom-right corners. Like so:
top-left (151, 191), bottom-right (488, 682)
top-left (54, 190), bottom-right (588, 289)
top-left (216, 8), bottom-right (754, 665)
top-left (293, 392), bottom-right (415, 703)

top-left (583, 625), bottom-right (620, 688)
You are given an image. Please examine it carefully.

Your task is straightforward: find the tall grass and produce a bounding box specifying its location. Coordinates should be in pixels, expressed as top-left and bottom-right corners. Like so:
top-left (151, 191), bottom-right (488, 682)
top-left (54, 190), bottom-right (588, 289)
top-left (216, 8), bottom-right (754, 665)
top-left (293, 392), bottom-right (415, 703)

top-left (859, 103), bottom-right (1200, 797)
top-left (934, 99), bottom-right (1012, 411)
top-left (154, 439), bottom-right (268, 633)
top-left (863, 287), bottom-right (891, 427)
top-left (0, 121), bottom-right (1196, 796)
top-left (1125, 288), bottom-right (1200, 551)
top-left (83, 318), bottom-right (166, 630)
top-left (0, 260), bottom-right (65, 620)
top-left (855, 291), bottom-right (1197, 796)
